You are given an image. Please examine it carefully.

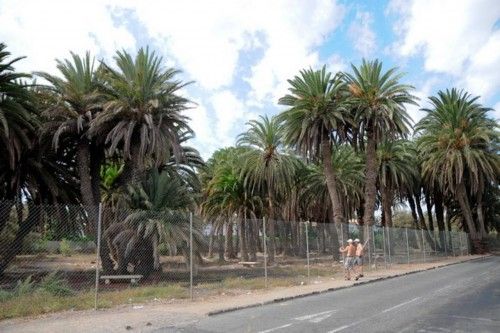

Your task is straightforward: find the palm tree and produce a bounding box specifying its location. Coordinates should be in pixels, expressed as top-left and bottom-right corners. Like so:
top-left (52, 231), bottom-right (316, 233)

top-left (91, 48), bottom-right (192, 184)
top-left (0, 43), bottom-right (35, 177)
top-left (278, 66), bottom-right (349, 224)
top-left (342, 59), bottom-right (417, 227)
top-left (300, 144), bottom-right (364, 259)
top-left (416, 89), bottom-right (499, 248)
top-left (201, 147), bottom-right (262, 261)
top-left (237, 115), bottom-right (298, 262)
top-left (36, 52), bottom-right (103, 211)
top-left (127, 169), bottom-right (202, 269)
top-left (377, 139), bottom-right (417, 227)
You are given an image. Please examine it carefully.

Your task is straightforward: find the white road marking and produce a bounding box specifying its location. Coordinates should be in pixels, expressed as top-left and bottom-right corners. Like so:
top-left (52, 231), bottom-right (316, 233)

top-left (294, 310), bottom-right (336, 321)
top-left (381, 297), bottom-right (421, 313)
top-left (257, 323), bottom-right (293, 333)
top-left (309, 312), bottom-right (335, 323)
top-left (449, 315), bottom-right (493, 322)
top-left (327, 324), bottom-right (350, 333)
top-left (328, 296), bottom-right (423, 332)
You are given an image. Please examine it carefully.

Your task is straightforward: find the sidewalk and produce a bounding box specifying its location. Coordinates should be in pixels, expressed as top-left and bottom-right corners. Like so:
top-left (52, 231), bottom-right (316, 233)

top-left (0, 255), bottom-right (489, 333)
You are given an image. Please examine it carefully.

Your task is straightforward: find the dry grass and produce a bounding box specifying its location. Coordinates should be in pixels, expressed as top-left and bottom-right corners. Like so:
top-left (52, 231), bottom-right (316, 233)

top-left (0, 284), bottom-right (188, 320)
top-left (0, 262), bottom-right (341, 320)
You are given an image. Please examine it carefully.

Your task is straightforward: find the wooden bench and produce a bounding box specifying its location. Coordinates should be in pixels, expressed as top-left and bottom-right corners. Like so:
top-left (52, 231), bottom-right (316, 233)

top-left (100, 275), bottom-right (143, 285)
top-left (239, 261), bottom-right (259, 267)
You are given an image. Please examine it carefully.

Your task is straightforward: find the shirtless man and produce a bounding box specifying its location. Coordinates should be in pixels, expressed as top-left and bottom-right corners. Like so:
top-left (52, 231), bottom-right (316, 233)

top-left (353, 238), bottom-right (365, 280)
top-left (339, 239), bottom-right (356, 280)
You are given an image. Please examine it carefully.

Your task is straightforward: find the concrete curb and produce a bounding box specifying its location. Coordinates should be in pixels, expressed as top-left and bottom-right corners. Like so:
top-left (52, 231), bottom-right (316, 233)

top-left (207, 255), bottom-right (491, 316)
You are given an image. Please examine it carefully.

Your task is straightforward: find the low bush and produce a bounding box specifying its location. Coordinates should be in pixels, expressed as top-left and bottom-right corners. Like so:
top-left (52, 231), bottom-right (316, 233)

top-left (59, 239), bottom-right (74, 257)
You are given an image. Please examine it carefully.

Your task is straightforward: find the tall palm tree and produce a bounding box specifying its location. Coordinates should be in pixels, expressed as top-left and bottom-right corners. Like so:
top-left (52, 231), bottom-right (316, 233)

top-left (377, 139), bottom-right (417, 227)
top-left (0, 43), bottom-right (35, 176)
top-left (278, 66), bottom-right (348, 224)
top-left (342, 59), bottom-right (417, 227)
top-left (237, 115), bottom-right (298, 262)
top-left (416, 89), bottom-right (499, 247)
top-left (91, 48), bottom-right (192, 184)
top-left (36, 52), bottom-right (103, 210)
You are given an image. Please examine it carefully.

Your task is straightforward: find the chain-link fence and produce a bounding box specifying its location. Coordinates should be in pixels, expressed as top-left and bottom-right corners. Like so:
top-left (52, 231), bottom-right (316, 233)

top-left (0, 200), bottom-right (471, 312)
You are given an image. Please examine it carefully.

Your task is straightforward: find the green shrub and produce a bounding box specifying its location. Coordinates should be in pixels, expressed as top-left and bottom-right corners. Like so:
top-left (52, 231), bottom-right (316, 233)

top-left (0, 289), bottom-right (13, 302)
top-left (38, 272), bottom-right (74, 296)
top-left (21, 232), bottom-right (47, 254)
top-left (13, 275), bottom-right (35, 297)
top-left (59, 239), bottom-right (74, 257)
top-left (158, 243), bottom-right (169, 255)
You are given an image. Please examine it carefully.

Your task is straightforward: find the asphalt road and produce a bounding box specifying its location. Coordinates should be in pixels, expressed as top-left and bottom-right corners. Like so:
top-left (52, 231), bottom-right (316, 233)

top-left (156, 256), bottom-right (500, 333)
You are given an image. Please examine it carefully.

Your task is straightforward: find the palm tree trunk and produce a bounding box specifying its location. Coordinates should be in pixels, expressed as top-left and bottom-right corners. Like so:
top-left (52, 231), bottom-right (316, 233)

top-left (224, 221), bottom-right (235, 259)
top-left (321, 138), bottom-right (345, 224)
top-left (90, 144), bottom-right (103, 205)
top-left (329, 222), bottom-right (340, 261)
top-left (247, 216), bottom-right (257, 261)
top-left (77, 142), bottom-right (101, 238)
top-left (267, 187), bottom-right (276, 263)
top-left (476, 189), bottom-right (487, 238)
top-left (207, 223), bottom-right (215, 259)
top-left (456, 182), bottom-right (479, 241)
top-left (424, 192), bottom-right (434, 231)
top-left (434, 189), bottom-right (445, 248)
top-left (0, 203), bottom-right (41, 275)
top-left (381, 186), bottom-right (393, 227)
top-left (239, 212), bottom-right (249, 261)
top-left (0, 201), bottom-right (14, 235)
top-left (407, 195), bottom-right (419, 227)
top-left (77, 143), bottom-right (95, 206)
top-left (217, 226), bottom-right (225, 263)
top-left (415, 192), bottom-right (436, 249)
top-left (362, 131), bottom-right (378, 226)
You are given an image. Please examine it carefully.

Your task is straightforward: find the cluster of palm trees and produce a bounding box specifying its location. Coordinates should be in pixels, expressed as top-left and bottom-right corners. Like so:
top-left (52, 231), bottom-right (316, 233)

top-left (0, 43), bottom-right (201, 275)
top-left (0, 42), bottom-right (498, 276)
top-left (202, 62), bottom-right (499, 261)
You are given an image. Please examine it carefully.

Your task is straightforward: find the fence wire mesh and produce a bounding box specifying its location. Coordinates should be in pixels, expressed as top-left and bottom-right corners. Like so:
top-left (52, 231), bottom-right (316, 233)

top-left (0, 200), bottom-right (471, 310)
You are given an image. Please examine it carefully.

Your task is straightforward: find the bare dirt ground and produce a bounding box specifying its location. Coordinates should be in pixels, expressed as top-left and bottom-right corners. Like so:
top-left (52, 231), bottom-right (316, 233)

top-left (0, 255), bottom-right (488, 333)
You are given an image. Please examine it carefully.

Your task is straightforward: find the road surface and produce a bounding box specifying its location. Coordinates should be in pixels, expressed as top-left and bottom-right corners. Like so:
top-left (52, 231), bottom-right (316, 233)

top-left (156, 256), bottom-right (500, 333)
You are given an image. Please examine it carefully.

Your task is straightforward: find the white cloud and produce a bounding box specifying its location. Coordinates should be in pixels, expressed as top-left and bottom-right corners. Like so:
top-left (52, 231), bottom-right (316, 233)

top-left (327, 53), bottom-right (348, 74)
top-left (406, 78), bottom-right (440, 126)
top-left (348, 11), bottom-right (376, 57)
top-left (210, 90), bottom-right (257, 147)
top-left (388, 0), bottom-right (500, 99)
top-left (462, 31), bottom-right (500, 98)
top-left (0, 0), bottom-right (136, 74)
top-left (116, 0), bottom-right (345, 96)
top-left (0, 0), bottom-right (346, 158)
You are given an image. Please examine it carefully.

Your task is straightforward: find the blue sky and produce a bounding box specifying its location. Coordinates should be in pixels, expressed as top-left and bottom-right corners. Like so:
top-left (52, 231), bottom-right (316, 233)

top-left (1, 0), bottom-right (499, 159)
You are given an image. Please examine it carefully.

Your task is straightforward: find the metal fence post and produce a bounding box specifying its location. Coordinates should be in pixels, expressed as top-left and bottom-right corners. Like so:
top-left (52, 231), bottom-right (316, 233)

top-left (189, 212), bottom-right (193, 301)
top-left (382, 227), bottom-right (387, 269)
top-left (421, 228), bottom-right (426, 263)
top-left (340, 223), bottom-right (345, 264)
top-left (387, 227), bottom-right (392, 267)
top-left (405, 227), bottom-right (410, 267)
top-left (305, 221), bottom-right (310, 283)
top-left (367, 225), bottom-right (372, 271)
top-left (443, 231), bottom-right (448, 258)
top-left (263, 217), bottom-right (268, 288)
top-left (94, 203), bottom-right (103, 310)
top-left (372, 227), bottom-right (377, 270)
top-left (459, 232), bottom-right (464, 256)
